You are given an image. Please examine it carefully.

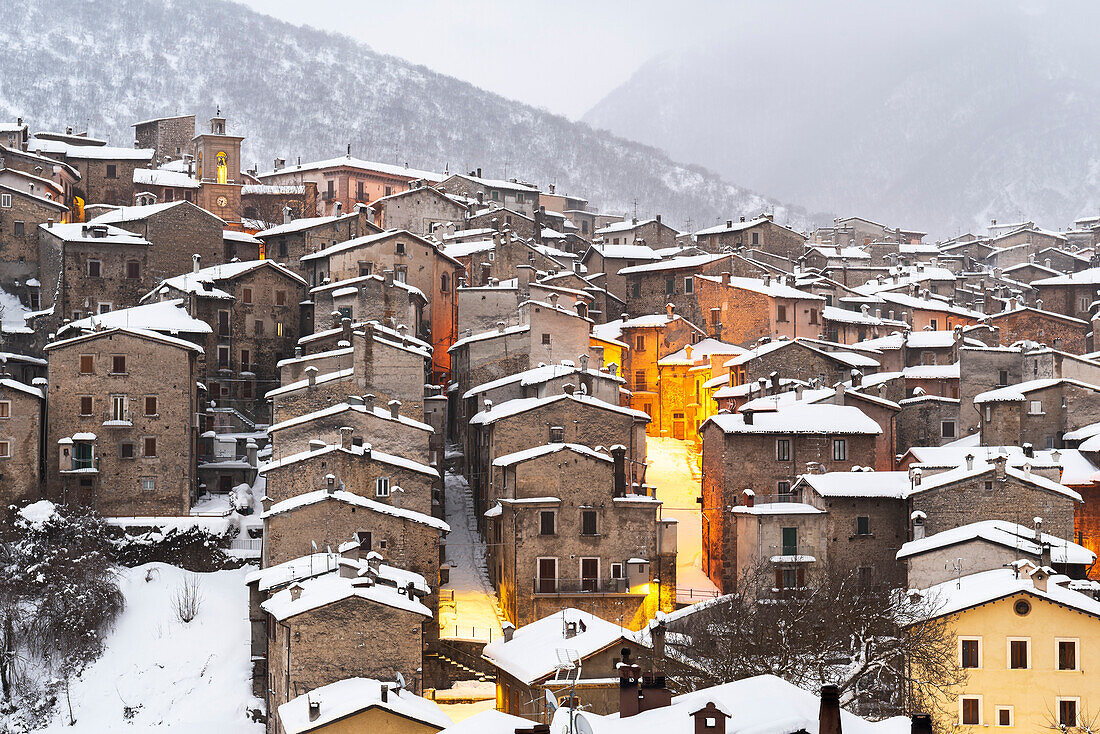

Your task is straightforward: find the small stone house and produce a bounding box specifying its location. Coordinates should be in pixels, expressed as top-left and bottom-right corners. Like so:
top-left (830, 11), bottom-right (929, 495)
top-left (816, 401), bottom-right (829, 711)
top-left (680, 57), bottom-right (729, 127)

top-left (0, 378), bottom-right (44, 507)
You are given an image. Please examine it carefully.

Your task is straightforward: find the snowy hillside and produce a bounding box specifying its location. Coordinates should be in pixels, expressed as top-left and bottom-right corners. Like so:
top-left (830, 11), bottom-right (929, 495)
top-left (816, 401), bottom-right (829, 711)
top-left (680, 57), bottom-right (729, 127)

top-left (0, 0), bottom-right (812, 233)
top-left (35, 563), bottom-right (262, 733)
top-left (583, 1), bottom-right (1100, 235)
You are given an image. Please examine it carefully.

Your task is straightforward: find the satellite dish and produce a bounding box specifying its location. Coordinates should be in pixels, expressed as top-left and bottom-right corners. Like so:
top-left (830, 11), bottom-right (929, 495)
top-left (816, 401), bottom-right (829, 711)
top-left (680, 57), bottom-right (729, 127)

top-left (574, 713), bottom-right (595, 734)
top-left (394, 671), bottom-right (407, 691)
top-left (544, 689), bottom-right (558, 712)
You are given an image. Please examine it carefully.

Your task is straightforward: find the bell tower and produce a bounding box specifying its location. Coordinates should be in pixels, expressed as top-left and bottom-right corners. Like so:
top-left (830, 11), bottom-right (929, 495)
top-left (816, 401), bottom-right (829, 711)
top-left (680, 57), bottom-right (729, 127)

top-left (191, 106), bottom-right (245, 227)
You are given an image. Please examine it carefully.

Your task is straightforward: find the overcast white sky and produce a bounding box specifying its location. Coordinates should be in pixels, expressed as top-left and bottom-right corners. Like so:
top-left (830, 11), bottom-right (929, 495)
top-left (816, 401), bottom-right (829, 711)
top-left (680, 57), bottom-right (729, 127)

top-left (235, 0), bottom-right (737, 119)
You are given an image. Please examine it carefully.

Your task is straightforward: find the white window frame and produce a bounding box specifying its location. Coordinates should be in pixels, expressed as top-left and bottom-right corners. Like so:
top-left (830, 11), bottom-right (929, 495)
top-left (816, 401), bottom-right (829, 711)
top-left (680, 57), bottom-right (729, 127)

top-left (141, 477), bottom-right (155, 492)
top-left (832, 438), bottom-right (847, 461)
top-left (610, 562), bottom-right (625, 579)
top-left (994, 705), bottom-right (1013, 727)
top-left (1056, 697), bottom-right (1080, 728)
top-left (0, 193), bottom-right (11, 208)
top-left (0, 440), bottom-right (10, 459)
top-left (684, 276), bottom-right (694, 294)
top-left (375, 476), bottom-right (390, 498)
top-left (1007, 637), bottom-right (1031, 670)
top-left (110, 394), bottom-right (128, 421)
top-left (0, 400), bottom-right (10, 419)
top-left (959, 636), bottom-right (983, 669)
top-left (536, 556), bottom-right (558, 590)
top-left (959, 695), bottom-right (983, 726)
top-left (1028, 400), bottom-right (1043, 415)
top-left (87, 259), bottom-right (102, 277)
top-left (97, 301), bottom-right (112, 314)
top-left (1055, 637), bottom-right (1080, 671)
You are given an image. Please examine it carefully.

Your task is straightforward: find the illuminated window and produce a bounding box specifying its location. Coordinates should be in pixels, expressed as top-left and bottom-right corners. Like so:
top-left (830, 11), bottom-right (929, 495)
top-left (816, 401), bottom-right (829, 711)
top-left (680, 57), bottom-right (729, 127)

top-left (216, 152), bottom-right (228, 185)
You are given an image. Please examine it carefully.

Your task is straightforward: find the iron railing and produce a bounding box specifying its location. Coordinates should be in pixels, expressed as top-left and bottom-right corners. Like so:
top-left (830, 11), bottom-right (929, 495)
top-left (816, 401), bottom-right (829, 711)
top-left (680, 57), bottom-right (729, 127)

top-left (533, 577), bottom-right (628, 594)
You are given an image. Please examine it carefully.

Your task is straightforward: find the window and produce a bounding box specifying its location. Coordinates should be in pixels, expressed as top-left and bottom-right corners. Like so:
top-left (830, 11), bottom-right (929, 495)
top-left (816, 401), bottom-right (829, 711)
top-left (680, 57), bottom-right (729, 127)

top-left (998, 369), bottom-right (1008, 386)
top-left (542, 333), bottom-right (551, 346)
top-left (0, 193), bottom-right (10, 208)
top-left (111, 355), bottom-right (127, 374)
top-left (549, 426), bottom-right (565, 443)
top-left (634, 335), bottom-right (645, 351)
top-left (111, 395), bottom-right (127, 421)
top-left (141, 477), bottom-right (155, 492)
top-left (960, 696), bottom-right (981, 726)
top-left (98, 302), bottom-right (112, 315)
top-left (217, 346), bottom-right (230, 369)
top-left (856, 516), bottom-right (871, 536)
top-left (242, 287), bottom-right (253, 304)
top-left (960, 637), bottom-right (981, 668)
top-left (0, 401), bottom-right (7, 419)
top-left (809, 307), bottom-right (818, 325)
top-left (120, 442), bottom-right (135, 459)
top-left (277, 322), bottom-right (284, 337)
top-left (777, 304), bottom-right (788, 322)
top-left (930, 319), bottom-right (938, 330)
top-left (396, 241), bottom-right (407, 256)
top-left (610, 562), bottom-right (624, 579)
top-left (144, 396), bottom-right (157, 416)
top-left (631, 281), bottom-right (641, 298)
top-left (394, 267), bottom-right (407, 283)
top-left (240, 349), bottom-right (250, 371)
top-left (684, 277), bottom-right (694, 294)
top-left (1008, 638), bottom-right (1030, 669)
top-left (79, 396), bottom-right (93, 416)
top-left (356, 181), bottom-right (364, 200)
top-left (13, 221), bottom-right (24, 237)
top-left (984, 480), bottom-right (994, 493)
top-left (751, 232), bottom-right (759, 245)
top-left (776, 439), bottom-right (790, 461)
top-left (375, 477), bottom-right (390, 497)
top-left (143, 436), bottom-right (157, 457)
top-left (106, 164), bottom-right (117, 179)
top-left (87, 259), bottom-right (102, 278)
top-left (665, 278), bottom-right (675, 295)
top-left (1014, 599), bottom-right (1031, 616)
top-left (1028, 400), bottom-right (1042, 415)
top-left (995, 706), bottom-right (1013, 727)
top-left (275, 290), bottom-right (286, 306)
top-left (126, 261), bottom-right (140, 279)
top-left (537, 557), bottom-right (557, 593)
top-left (1058, 699), bottom-right (1079, 728)
top-left (0, 441), bottom-right (9, 459)
top-left (832, 438), bottom-right (847, 461)
top-left (781, 526), bottom-right (798, 556)
top-left (634, 371), bottom-right (647, 392)
top-left (215, 152), bottom-right (227, 185)
top-left (441, 273), bottom-right (449, 293)
top-left (858, 566), bottom-right (873, 587)
top-left (539, 511), bottom-right (556, 535)
top-left (1056, 638), bottom-right (1078, 671)
top-left (984, 405), bottom-right (992, 422)
top-left (217, 310), bottom-right (230, 337)
top-left (254, 319), bottom-right (264, 337)
top-left (79, 355), bottom-right (94, 374)
top-left (580, 510), bottom-right (597, 536)
top-left (941, 420), bottom-right (956, 438)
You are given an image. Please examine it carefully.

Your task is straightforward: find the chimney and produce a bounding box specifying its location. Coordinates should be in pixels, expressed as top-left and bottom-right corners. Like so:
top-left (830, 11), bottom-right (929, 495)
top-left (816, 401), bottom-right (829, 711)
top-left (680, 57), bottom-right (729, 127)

top-left (618, 660), bottom-right (643, 718)
top-left (690, 702), bottom-right (730, 734)
top-left (502, 622), bottom-right (515, 642)
top-left (650, 617), bottom-right (666, 660)
top-left (246, 439), bottom-right (258, 467)
top-left (720, 271), bottom-right (730, 286)
top-left (850, 369), bottom-right (862, 387)
top-left (911, 715), bottom-right (933, 734)
top-left (389, 399), bottom-right (401, 419)
top-left (305, 366), bottom-right (318, 387)
top-left (726, 220), bottom-right (733, 229)
top-left (611, 445), bottom-right (627, 497)
top-left (993, 454), bottom-right (1007, 481)
top-left (308, 697), bottom-right (320, 722)
top-left (656, 214), bottom-right (662, 224)
top-left (339, 426), bottom-right (353, 449)
top-left (742, 408), bottom-right (754, 425)
top-left (363, 393), bottom-right (375, 411)
top-left (192, 253), bottom-right (201, 273)
top-left (742, 488), bottom-right (755, 507)
top-left (911, 511), bottom-right (926, 543)
top-left (965, 453), bottom-right (974, 471)
top-left (289, 583), bottom-right (304, 601)
top-left (342, 317), bottom-right (352, 344)
top-left (380, 684), bottom-right (389, 703)
top-left (1023, 442), bottom-right (1034, 458)
top-left (325, 473), bottom-right (337, 493)
top-left (476, 167), bottom-right (482, 178)
top-left (819, 685), bottom-right (842, 734)
top-left (335, 201), bottom-right (343, 216)
top-left (562, 382), bottom-right (576, 396)
top-left (666, 302), bottom-right (675, 319)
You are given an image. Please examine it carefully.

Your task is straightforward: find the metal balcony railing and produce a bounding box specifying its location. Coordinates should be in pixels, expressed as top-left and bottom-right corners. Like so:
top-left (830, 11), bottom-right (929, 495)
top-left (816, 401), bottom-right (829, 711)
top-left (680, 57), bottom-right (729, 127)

top-left (533, 577), bottom-right (628, 594)
top-left (768, 544), bottom-right (817, 561)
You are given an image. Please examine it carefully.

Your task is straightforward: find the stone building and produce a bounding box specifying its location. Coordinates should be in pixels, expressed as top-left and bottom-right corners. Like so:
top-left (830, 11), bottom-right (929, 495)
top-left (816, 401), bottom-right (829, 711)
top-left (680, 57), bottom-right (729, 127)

top-left (189, 113), bottom-right (245, 226)
top-left (579, 242), bottom-right (661, 301)
top-left (256, 207), bottom-right (380, 278)
top-left (691, 273), bottom-right (826, 345)
top-left (310, 271), bottom-right (427, 339)
top-left (142, 258), bottom-right (307, 419)
top-left (467, 392), bottom-right (650, 520)
top-left (693, 215), bottom-right (807, 259)
top-left (260, 552), bottom-right (432, 728)
top-left (976, 378), bottom-right (1100, 449)
top-left (0, 177), bottom-right (68, 294)
top-left (299, 229), bottom-right (462, 380)
top-left (486, 443), bottom-right (674, 629)
top-left (267, 397), bottom-right (433, 463)
top-left (617, 252), bottom-right (770, 321)
top-left (594, 217), bottom-right (679, 251)
top-left (895, 395), bottom-right (961, 450)
top-left (437, 172), bottom-right (540, 217)
top-left (132, 114), bottom-right (196, 163)
top-left (44, 327), bottom-right (201, 516)
top-left (373, 183), bottom-right (470, 235)
top-left (981, 304), bottom-right (1090, 353)
top-left (0, 143), bottom-right (81, 214)
top-left (28, 137), bottom-right (153, 206)
top-left (699, 404), bottom-right (882, 592)
top-left (0, 378), bottom-right (44, 507)
top-left (259, 155), bottom-right (442, 217)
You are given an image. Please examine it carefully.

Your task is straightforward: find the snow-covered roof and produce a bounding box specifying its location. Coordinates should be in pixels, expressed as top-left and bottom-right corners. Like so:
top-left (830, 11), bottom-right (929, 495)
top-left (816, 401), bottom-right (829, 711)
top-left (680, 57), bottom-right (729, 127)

top-left (731, 502), bottom-right (825, 516)
top-left (0, 378), bottom-right (43, 400)
top-left (259, 155), bottom-right (442, 183)
top-left (28, 138), bottom-right (154, 161)
top-left (262, 489), bottom-right (449, 532)
top-left (595, 218), bottom-right (660, 235)
top-left (696, 274), bottom-right (825, 300)
top-left (463, 363), bottom-right (623, 400)
top-left (469, 393), bottom-right (650, 426)
top-left (264, 367), bottom-right (354, 399)
top-left (223, 229), bottom-right (261, 244)
top-left (901, 363), bottom-right (960, 380)
top-left (279, 677), bottom-right (451, 734)
top-left (45, 326), bottom-right (202, 354)
top-left (896, 520), bottom-right (1095, 565)
top-left (905, 331), bottom-right (958, 349)
top-left (703, 404), bottom-right (882, 435)
top-left (132, 166), bottom-right (200, 189)
top-left (806, 245), bottom-right (871, 260)
top-left (241, 184), bottom-right (305, 195)
top-left (560, 674), bottom-right (906, 734)
top-left (59, 299), bottom-right (211, 336)
top-left (822, 306), bottom-right (907, 327)
top-left (260, 568), bottom-right (431, 621)
top-left (267, 400), bottom-right (433, 434)
top-left (148, 259), bottom-right (307, 300)
top-left (974, 378), bottom-right (1100, 404)
top-left (492, 443), bottom-right (613, 467)
top-left (657, 338), bottom-right (744, 366)
top-left (904, 446), bottom-right (1098, 486)
top-left (481, 608), bottom-right (645, 685)
top-left (917, 567), bottom-right (1100, 620)
top-left (449, 172), bottom-right (539, 192)
top-left (90, 201), bottom-right (211, 224)
top-left (908, 462), bottom-right (1081, 501)
top-left (438, 709), bottom-right (532, 734)
top-left (983, 306), bottom-right (1088, 326)
top-left (796, 471), bottom-right (910, 499)
top-left (448, 324), bottom-right (530, 352)
top-left (694, 216), bottom-right (772, 236)
top-left (40, 222), bottom-right (150, 246)
top-left (260, 442), bottom-right (438, 478)
top-left (441, 238), bottom-right (495, 259)
top-left (256, 211), bottom-right (366, 238)
top-left (617, 253), bottom-right (729, 275)
top-left (587, 243), bottom-right (662, 260)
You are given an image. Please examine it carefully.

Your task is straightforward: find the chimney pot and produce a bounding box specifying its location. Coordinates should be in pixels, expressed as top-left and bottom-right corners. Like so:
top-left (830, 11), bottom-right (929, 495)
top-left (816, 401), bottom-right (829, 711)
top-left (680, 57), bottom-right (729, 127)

top-left (388, 400), bottom-right (401, 419)
top-left (819, 684), bottom-right (842, 734)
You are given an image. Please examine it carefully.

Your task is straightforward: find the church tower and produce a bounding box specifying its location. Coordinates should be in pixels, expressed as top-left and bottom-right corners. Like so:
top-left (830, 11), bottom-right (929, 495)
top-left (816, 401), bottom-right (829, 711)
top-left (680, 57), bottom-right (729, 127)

top-left (192, 108), bottom-right (245, 226)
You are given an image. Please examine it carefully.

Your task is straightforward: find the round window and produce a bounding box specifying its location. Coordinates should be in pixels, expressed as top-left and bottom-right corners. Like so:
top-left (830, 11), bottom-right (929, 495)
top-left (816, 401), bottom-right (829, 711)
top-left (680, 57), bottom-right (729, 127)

top-left (1014, 599), bottom-right (1031, 616)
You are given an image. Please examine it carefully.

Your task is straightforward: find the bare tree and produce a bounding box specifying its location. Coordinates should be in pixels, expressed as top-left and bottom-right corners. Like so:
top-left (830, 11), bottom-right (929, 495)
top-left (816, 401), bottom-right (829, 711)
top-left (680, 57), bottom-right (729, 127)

top-left (173, 574), bottom-right (203, 624)
top-left (649, 561), bottom-right (965, 719)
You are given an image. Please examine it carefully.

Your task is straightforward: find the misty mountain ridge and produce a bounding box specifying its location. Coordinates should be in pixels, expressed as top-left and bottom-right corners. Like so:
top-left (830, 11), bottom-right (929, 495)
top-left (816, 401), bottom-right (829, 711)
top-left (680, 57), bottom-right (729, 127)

top-left (0, 0), bottom-right (813, 234)
top-left (583, 1), bottom-right (1100, 237)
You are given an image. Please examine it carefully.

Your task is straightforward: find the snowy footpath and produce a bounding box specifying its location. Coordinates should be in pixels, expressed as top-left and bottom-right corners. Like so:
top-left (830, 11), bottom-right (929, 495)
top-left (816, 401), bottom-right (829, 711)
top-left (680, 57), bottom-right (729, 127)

top-left (439, 471), bottom-right (505, 642)
top-left (645, 437), bottom-right (722, 604)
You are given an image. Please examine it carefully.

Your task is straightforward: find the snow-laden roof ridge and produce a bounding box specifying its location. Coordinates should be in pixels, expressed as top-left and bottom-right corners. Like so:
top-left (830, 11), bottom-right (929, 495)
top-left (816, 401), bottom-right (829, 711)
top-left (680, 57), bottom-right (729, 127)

top-left (261, 489), bottom-right (449, 532)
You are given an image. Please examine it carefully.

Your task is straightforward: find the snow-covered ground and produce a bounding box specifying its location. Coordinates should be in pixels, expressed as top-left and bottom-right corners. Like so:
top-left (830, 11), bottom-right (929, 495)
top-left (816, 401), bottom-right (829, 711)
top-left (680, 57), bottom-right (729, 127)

top-left (439, 471), bottom-right (505, 642)
top-left (36, 563), bottom-right (263, 733)
top-left (432, 679), bottom-right (496, 722)
top-left (645, 437), bottom-right (721, 604)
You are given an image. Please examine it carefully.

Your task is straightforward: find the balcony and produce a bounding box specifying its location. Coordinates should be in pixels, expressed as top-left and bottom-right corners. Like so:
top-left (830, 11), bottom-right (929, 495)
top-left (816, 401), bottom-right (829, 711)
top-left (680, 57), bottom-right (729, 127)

top-left (768, 545), bottom-right (817, 563)
top-left (533, 577), bottom-right (629, 595)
